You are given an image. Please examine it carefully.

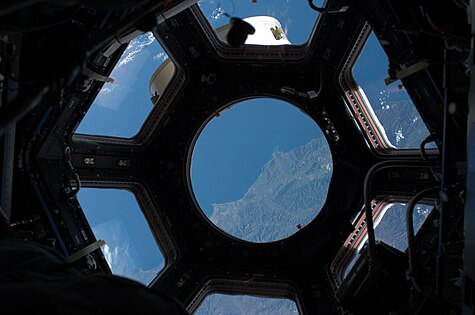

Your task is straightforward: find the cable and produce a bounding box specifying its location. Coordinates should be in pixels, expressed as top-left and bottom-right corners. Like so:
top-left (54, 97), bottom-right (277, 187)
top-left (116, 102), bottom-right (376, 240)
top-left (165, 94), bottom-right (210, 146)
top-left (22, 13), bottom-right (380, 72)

top-left (0, 0), bottom-right (45, 17)
top-left (64, 147), bottom-right (81, 199)
top-left (451, 0), bottom-right (469, 9)
top-left (1, 2), bottom-right (164, 132)
top-left (363, 163), bottom-right (385, 270)
top-left (315, 64), bottom-right (324, 97)
top-left (363, 161), bottom-right (440, 272)
top-left (420, 134), bottom-right (437, 160)
top-left (406, 186), bottom-right (439, 293)
top-left (308, 0), bottom-right (325, 13)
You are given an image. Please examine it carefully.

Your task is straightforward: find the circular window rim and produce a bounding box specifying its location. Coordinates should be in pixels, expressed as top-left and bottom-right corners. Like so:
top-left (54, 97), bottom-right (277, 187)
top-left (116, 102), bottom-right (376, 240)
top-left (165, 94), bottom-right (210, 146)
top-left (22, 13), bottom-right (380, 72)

top-left (185, 95), bottom-right (334, 245)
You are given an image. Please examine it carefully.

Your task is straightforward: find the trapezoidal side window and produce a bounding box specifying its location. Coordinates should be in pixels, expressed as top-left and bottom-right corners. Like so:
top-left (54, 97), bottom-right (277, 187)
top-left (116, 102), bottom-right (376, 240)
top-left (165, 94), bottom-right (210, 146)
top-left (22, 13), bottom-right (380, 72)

top-left (329, 198), bottom-right (434, 289)
top-left (340, 26), bottom-right (434, 152)
top-left (75, 31), bottom-right (175, 139)
top-left (197, 0), bottom-right (324, 45)
top-left (189, 98), bottom-right (332, 243)
top-left (77, 188), bottom-right (165, 285)
top-left (194, 293), bottom-right (299, 314)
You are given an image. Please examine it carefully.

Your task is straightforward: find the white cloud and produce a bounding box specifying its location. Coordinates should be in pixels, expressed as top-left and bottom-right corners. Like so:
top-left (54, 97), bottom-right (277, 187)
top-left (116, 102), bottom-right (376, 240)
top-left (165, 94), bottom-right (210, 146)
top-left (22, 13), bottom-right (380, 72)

top-left (210, 6), bottom-right (225, 20)
top-left (117, 32), bottom-right (156, 68)
top-left (94, 81), bottom-right (126, 110)
top-left (93, 219), bottom-right (163, 285)
top-left (92, 31), bottom-right (168, 111)
top-left (94, 38), bottom-right (152, 109)
top-left (153, 52), bottom-right (169, 63)
top-left (101, 243), bottom-right (113, 269)
top-left (98, 83), bottom-right (118, 97)
top-left (93, 219), bottom-right (138, 276)
top-left (395, 129), bottom-right (405, 144)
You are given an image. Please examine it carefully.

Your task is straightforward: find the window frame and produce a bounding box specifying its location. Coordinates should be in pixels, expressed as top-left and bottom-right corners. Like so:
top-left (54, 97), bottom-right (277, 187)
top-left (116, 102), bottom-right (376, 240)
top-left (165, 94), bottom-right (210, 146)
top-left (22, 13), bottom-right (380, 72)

top-left (73, 30), bottom-right (185, 146)
top-left (339, 23), bottom-right (437, 156)
top-left (186, 95), bottom-right (334, 244)
top-left (77, 182), bottom-right (177, 286)
top-left (190, 3), bottom-right (322, 61)
top-left (328, 196), bottom-right (434, 291)
top-left (187, 278), bottom-right (302, 314)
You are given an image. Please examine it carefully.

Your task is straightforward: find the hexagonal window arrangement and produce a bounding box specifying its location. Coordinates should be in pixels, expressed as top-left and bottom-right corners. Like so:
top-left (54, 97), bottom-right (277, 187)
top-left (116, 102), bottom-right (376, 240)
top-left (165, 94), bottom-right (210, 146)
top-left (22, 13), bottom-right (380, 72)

top-left (194, 293), bottom-right (299, 314)
top-left (75, 32), bottom-right (174, 138)
top-left (343, 32), bottom-right (435, 151)
top-left (198, 0), bottom-right (324, 45)
top-left (77, 188), bottom-right (165, 285)
top-left (190, 98), bottom-right (332, 243)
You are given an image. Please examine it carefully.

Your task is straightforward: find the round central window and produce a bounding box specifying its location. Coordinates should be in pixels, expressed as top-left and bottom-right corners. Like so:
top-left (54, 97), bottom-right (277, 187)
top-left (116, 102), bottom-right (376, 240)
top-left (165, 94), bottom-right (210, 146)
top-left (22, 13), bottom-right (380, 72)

top-left (190, 98), bottom-right (332, 243)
